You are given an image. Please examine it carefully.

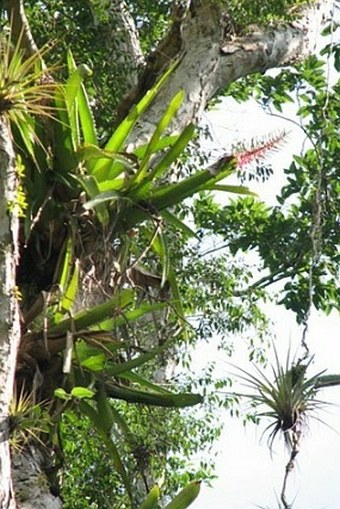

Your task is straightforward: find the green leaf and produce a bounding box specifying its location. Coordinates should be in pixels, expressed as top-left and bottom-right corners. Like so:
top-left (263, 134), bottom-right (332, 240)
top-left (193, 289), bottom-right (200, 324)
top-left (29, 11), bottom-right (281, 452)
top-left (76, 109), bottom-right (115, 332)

top-left (77, 144), bottom-right (135, 168)
top-left (128, 124), bottom-right (195, 203)
top-left (54, 388), bottom-right (70, 401)
top-left (119, 371), bottom-right (173, 395)
top-left (58, 259), bottom-right (79, 317)
top-left (77, 84), bottom-right (98, 146)
top-left (161, 210), bottom-right (197, 238)
top-left (105, 335), bottom-right (173, 376)
top-left (121, 164), bottom-right (234, 230)
top-left (97, 178), bottom-right (125, 193)
top-left (83, 190), bottom-right (122, 210)
top-left (133, 89), bottom-right (185, 184)
top-left (163, 482), bottom-right (201, 509)
top-left (53, 85), bottom-right (78, 172)
top-left (65, 52), bottom-right (92, 148)
top-left (91, 60), bottom-right (179, 177)
top-left (151, 230), bottom-right (170, 288)
top-left (13, 114), bottom-right (36, 162)
top-left (80, 353), bottom-right (107, 372)
top-left (95, 385), bottom-right (114, 433)
top-left (207, 184), bottom-right (257, 196)
top-left (316, 374), bottom-right (340, 387)
top-left (133, 135), bottom-right (178, 159)
top-left (95, 301), bottom-right (167, 332)
top-left (150, 123), bottom-right (195, 181)
top-left (70, 387), bottom-right (95, 399)
top-left (76, 174), bottom-right (110, 225)
top-left (75, 339), bottom-right (126, 364)
top-left (104, 384), bottom-right (203, 407)
top-left (79, 401), bottom-right (133, 502)
top-left (139, 485), bottom-right (161, 509)
top-left (47, 288), bottom-right (134, 336)
top-left (149, 163), bottom-right (235, 211)
top-left (57, 237), bottom-right (73, 293)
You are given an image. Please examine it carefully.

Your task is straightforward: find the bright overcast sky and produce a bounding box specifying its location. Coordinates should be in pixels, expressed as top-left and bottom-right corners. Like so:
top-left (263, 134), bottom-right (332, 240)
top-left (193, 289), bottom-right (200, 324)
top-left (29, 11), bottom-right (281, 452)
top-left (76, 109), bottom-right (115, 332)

top-left (190, 97), bottom-right (340, 509)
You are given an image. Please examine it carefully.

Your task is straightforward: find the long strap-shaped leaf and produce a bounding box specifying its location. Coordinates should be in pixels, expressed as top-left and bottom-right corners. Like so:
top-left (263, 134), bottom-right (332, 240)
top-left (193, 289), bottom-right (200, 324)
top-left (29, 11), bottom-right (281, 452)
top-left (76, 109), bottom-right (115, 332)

top-left (66, 50), bottom-right (98, 147)
top-left (79, 400), bottom-right (133, 503)
top-left (120, 160), bottom-right (236, 230)
top-left (161, 210), bottom-right (197, 238)
top-left (149, 161), bottom-right (236, 209)
top-left (93, 301), bottom-right (167, 332)
top-left (53, 85), bottom-right (78, 172)
top-left (118, 371), bottom-right (174, 395)
top-left (138, 485), bottom-right (160, 509)
top-left (316, 374), bottom-right (340, 387)
top-left (163, 481), bottom-right (201, 509)
top-left (91, 60), bottom-right (180, 179)
top-left (104, 335), bottom-right (173, 376)
top-left (127, 124), bottom-right (195, 202)
top-left (47, 288), bottom-right (134, 335)
top-left (131, 89), bottom-right (185, 185)
top-left (104, 383), bottom-right (203, 407)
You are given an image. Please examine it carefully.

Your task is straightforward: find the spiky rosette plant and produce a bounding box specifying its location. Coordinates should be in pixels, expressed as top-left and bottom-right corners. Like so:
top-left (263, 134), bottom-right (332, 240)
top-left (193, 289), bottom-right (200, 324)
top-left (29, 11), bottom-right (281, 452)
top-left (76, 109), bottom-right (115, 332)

top-left (234, 349), bottom-right (326, 452)
top-left (9, 387), bottom-right (51, 452)
top-left (233, 348), bottom-right (335, 508)
top-left (0, 26), bottom-right (56, 143)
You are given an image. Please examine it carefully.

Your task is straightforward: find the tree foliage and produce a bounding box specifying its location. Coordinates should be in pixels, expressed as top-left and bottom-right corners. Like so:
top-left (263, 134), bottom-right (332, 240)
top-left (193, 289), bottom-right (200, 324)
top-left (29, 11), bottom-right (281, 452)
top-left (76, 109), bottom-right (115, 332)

top-left (0, 1), bottom-right (339, 509)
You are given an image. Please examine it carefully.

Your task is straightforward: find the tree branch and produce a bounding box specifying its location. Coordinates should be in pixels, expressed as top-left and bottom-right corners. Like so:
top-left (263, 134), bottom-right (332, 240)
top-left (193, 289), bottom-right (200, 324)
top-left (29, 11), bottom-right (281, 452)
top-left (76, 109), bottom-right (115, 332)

top-left (128, 0), bottom-right (333, 144)
top-left (106, 0), bottom-right (144, 84)
top-left (232, 266), bottom-right (305, 297)
top-left (5, 0), bottom-right (39, 57)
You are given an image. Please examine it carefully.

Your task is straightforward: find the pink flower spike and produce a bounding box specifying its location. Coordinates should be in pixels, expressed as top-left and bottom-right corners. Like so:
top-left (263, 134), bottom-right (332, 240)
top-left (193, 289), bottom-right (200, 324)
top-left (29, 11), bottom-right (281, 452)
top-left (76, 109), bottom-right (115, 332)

top-left (234, 131), bottom-right (287, 169)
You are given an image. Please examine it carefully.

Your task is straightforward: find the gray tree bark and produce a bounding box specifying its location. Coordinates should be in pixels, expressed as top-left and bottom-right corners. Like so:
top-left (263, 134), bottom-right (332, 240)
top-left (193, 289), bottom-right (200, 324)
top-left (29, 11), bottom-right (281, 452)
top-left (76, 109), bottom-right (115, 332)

top-left (128, 0), bottom-right (333, 145)
top-left (0, 116), bottom-right (62, 508)
top-left (0, 119), bottom-right (21, 509)
top-left (106, 0), bottom-right (144, 87)
top-left (11, 446), bottom-right (62, 509)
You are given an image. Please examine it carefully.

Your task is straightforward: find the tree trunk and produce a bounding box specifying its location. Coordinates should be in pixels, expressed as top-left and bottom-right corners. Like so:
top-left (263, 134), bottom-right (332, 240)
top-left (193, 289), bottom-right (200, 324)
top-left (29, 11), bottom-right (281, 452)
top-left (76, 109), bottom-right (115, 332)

top-left (11, 446), bottom-right (62, 509)
top-left (0, 118), bottom-right (63, 509)
top-left (0, 119), bottom-right (20, 508)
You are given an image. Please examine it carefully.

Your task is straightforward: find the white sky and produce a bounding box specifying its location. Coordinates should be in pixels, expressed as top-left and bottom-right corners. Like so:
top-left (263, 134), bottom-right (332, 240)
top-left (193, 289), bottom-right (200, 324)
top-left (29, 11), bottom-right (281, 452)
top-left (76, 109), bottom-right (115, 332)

top-left (190, 98), bottom-right (340, 509)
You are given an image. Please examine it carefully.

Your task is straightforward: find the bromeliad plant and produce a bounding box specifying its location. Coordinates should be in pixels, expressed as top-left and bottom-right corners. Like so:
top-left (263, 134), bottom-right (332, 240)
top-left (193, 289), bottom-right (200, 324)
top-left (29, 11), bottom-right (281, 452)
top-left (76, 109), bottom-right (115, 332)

top-left (236, 352), bottom-right (323, 452)
top-left (11, 47), bottom-right (257, 506)
top-left (0, 27), bottom-right (55, 120)
top-left (9, 387), bottom-right (52, 452)
top-left (234, 348), bottom-right (340, 509)
top-left (53, 53), bottom-right (251, 231)
top-left (17, 48), bottom-right (256, 394)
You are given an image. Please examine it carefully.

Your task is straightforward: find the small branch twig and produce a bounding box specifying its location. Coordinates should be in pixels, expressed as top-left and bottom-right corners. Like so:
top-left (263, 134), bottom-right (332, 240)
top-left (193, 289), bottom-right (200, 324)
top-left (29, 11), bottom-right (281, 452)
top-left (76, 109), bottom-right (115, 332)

top-left (6, 0), bottom-right (39, 57)
top-left (280, 429), bottom-right (301, 509)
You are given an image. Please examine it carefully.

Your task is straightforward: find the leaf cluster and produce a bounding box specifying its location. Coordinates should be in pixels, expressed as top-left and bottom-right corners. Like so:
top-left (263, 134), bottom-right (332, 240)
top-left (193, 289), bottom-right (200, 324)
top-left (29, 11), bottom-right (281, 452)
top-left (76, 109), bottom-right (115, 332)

top-left (7, 40), bottom-right (256, 507)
